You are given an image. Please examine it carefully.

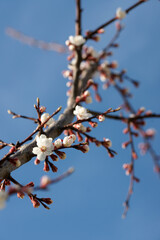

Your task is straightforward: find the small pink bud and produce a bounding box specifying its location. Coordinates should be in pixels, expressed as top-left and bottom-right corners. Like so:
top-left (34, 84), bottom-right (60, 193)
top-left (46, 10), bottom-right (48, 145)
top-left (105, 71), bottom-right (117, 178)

top-left (89, 121), bottom-right (98, 128)
top-left (92, 35), bottom-right (100, 42)
top-left (95, 93), bottom-right (101, 102)
top-left (40, 175), bottom-right (51, 188)
top-left (132, 151), bottom-right (138, 160)
top-left (40, 106), bottom-right (46, 113)
top-left (32, 199), bottom-right (40, 208)
top-left (122, 141), bottom-right (131, 149)
top-left (43, 161), bottom-right (50, 172)
top-left (110, 61), bottom-right (118, 69)
top-left (97, 28), bottom-right (105, 34)
top-left (34, 158), bottom-right (40, 165)
top-left (50, 162), bottom-right (58, 172)
top-left (41, 198), bottom-right (53, 205)
top-left (17, 192), bottom-right (25, 199)
top-left (50, 154), bottom-right (59, 162)
top-left (123, 128), bottom-right (129, 134)
top-left (77, 132), bottom-right (83, 142)
top-left (55, 150), bottom-right (66, 160)
top-left (9, 146), bottom-right (16, 154)
top-left (115, 22), bottom-right (121, 31)
top-left (133, 176), bottom-right (140, 183)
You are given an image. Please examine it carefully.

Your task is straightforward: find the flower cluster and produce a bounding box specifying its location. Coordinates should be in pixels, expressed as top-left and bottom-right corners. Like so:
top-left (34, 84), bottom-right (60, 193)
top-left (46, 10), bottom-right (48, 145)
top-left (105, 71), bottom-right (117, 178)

top-left (65, 35), bottom-right (86, 50)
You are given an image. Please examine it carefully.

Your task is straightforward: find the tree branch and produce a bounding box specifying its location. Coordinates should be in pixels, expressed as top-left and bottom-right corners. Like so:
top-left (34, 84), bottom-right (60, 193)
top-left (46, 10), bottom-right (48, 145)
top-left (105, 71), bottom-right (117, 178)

top-left (85, 0), bottom-right (148, 40)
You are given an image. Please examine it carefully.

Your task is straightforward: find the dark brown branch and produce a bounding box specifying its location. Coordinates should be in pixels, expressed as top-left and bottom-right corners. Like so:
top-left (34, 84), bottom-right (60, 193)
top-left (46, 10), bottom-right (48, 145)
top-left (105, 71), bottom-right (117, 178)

top-left (85, 0), bottom-right (148, 40)
top-left (88, 110), bottom-right (160, 122)
top-left (75, 0), bottom-right (82, 35)
top-left (8, 110), bottom-right (37, 122)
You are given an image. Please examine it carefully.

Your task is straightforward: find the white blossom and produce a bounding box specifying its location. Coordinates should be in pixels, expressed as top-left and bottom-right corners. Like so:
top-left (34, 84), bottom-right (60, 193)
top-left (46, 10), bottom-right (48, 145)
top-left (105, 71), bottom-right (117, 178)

top-left (40, 175), bottom-right (51, 188)
top-left (41, 113), bottom-right (55, 126)
top-left (116, 8), bottom-right (126, 19)
top-left (73, 123), bottom-right (87, 132)
top-left (63, 134), bottom-right (76, 147)
top-left (32, 134), bottom-right (54, 161)
top-left (70, 134), bottom-right (76, 142)
top-left (54, 138), bottom-right (63, 149)
top-left (73, 105), bottom-right (92, 120)
top-left (98, 115), bottom-right (105, 122)
top-left (0, 190), bottom-right (8, 209)
top-left (68, 35), bottom-right (86, 46)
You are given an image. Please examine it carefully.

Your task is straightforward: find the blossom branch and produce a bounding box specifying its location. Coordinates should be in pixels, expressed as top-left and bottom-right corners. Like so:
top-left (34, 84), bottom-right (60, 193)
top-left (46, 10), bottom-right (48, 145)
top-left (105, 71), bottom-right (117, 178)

top-left (7, 109), bottom-right (37, 122)
top-left (85, 0), bottom-right (148, 40)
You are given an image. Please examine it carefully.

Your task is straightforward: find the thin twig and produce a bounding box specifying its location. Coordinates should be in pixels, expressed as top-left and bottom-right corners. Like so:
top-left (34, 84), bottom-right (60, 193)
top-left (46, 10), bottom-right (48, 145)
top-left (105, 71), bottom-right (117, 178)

top-left (6, 27), bottom-right (67, 53)
top-left (85, 0), bottom-right (148, 40)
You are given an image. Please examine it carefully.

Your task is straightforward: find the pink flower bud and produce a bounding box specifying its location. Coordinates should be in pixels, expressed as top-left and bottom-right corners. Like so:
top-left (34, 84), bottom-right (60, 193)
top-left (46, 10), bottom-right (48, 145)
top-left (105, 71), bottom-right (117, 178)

top-left (17, 192), bottom-right (25, 199)
top-left (41, 198), bottom-right (53, 205)
top-left (50, 154), bottom-right (59, 162)
top-left (89, 121), bottom-right (98, 128)
top-left (9, 146), bottom-right (16, 154)
top-left (43, 161), bottom-right (50, 172)
top-left (95, 93), bottom-right (101, 102)
top-left (40, 106), bottom-right (46, 113)
top-left (97, 28), bottom-right (105, 34)
top-left (122, 141), bottom-right (131, 149)
top-left (55, 150), bottom-right (66, 160)
top-left (132, 151), bottom-right (138, 160)
top-left (40, 175), bottom-right (51, 189)
top-left (34, 158), bottom-right (40, 165)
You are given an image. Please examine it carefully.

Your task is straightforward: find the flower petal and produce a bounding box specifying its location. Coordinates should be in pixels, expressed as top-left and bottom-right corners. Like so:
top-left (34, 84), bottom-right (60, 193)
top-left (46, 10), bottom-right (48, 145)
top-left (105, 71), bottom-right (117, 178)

top-left (32, 147), bottom-right (41, 155)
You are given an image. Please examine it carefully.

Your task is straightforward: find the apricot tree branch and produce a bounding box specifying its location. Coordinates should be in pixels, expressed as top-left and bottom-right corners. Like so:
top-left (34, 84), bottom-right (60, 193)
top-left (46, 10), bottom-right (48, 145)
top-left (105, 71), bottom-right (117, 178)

top-left (6, 27), bottom-right (67, 53)
top-left (85, 0), bottom-right (148, 40)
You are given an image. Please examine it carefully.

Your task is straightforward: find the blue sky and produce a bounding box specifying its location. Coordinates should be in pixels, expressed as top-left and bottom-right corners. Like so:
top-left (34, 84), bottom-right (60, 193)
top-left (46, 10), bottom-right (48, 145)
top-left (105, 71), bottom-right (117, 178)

top-left (0, 1), bottom-right (160, 240)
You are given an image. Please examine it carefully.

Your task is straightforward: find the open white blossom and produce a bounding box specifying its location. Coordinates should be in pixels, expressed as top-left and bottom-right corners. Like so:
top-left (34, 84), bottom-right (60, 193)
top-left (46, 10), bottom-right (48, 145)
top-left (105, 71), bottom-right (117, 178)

top-left (41, 113), bottom-right (55, 126)
top-left (98, 115), bottom-right (105, 122)
top-left (73, 105), bottom-right (92, 120)
top-left (68, 35), bottom-right (86, 46)
top-left (0, 190), bottom-right (8, 209)
top-left (116, 8), bottom-right (126, 19)
top-left (32, 134), bottom-right (54, 161)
